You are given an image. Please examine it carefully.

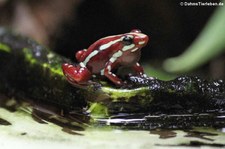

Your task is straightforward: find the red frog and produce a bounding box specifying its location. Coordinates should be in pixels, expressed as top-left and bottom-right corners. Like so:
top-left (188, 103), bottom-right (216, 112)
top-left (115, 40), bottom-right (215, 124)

top-left (62, 29), bottom-right (149, 87)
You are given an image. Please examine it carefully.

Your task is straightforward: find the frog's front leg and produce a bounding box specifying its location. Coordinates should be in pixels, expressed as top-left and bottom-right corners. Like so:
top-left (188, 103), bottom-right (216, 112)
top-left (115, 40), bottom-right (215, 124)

top-left (132, 62), bottom-right (144, 75)
top-left (62, 63), bottom-right (92, 86)
top-left (103, 62), bottom-right (123, 86)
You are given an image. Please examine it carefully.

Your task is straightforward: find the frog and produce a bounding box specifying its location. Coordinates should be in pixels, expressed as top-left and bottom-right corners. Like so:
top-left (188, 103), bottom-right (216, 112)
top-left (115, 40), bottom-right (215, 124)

top-left (62, 29), bottom-right (149, 87)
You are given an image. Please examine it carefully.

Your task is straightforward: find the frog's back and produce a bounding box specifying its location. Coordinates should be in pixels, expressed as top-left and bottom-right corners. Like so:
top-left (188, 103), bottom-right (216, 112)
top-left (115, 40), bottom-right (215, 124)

top-left (76, 37), bottom-right (114, 62)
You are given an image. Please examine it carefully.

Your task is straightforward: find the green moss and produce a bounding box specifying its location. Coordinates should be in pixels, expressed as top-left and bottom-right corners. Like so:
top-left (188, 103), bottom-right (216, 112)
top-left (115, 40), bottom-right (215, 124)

top-left (41, 62), bottom-right (63, 76)
top-left (22, 48), bottom-right (63, 76)
top-left (0, 43), bottom-right (11, 53)
top-left (101, 87), bottom-right (150, 101)
top-left (23, 48), bottom-right (37, 64)
top-left (88, 103), bottom-right (108, 118)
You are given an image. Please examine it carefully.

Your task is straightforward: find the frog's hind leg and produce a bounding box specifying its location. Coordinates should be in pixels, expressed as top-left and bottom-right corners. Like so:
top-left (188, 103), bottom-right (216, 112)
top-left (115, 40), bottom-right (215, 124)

top-left (62, 63), bottom-right (91, 86)
top-left (75, 49), bottom-right (87, 62)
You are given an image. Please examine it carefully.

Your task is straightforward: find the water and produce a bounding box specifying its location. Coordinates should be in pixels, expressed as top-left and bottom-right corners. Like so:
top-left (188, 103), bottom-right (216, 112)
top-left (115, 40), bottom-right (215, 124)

top-left (0, 94), bottom-right (225, 148)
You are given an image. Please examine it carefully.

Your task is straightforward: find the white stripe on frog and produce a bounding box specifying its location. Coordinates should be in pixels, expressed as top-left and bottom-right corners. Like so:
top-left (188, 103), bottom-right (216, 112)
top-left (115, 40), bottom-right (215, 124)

top-left (82, 50), bottom-right (99, 65)
top-left (121, 44), bottom-right (135, 51)
top-left (99, 38), bottom-right (122, 51)
top-left (109, 50), bottom-right (123, 63)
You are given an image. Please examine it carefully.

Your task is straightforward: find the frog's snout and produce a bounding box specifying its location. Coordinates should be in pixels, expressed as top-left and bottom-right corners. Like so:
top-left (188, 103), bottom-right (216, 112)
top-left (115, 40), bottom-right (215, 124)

top-left (134, 34), bottom-right (149, 48)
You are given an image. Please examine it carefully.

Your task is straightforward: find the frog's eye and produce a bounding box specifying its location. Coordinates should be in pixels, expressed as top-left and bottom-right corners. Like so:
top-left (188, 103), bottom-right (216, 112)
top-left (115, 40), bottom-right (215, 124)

top-left (122, 36), bottom-right (133, 45)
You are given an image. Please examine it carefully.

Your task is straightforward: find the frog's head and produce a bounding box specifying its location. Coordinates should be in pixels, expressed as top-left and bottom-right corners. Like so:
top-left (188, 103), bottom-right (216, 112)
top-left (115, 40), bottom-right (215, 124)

top-left (120, 29), bottom-right (149, 52)
top-left (97, 29), bottom-right (149, 53)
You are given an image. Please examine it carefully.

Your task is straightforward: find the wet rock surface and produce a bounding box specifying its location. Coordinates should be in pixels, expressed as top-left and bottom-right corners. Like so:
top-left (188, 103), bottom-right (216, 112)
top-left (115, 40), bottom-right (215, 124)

top-left (119, 75), bottom-right (225, 114)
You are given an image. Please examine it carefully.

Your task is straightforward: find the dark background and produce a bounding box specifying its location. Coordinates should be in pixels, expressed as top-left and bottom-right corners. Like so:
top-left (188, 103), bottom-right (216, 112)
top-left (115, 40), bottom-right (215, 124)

top-left (0, 0), bottom-right (223, 78)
